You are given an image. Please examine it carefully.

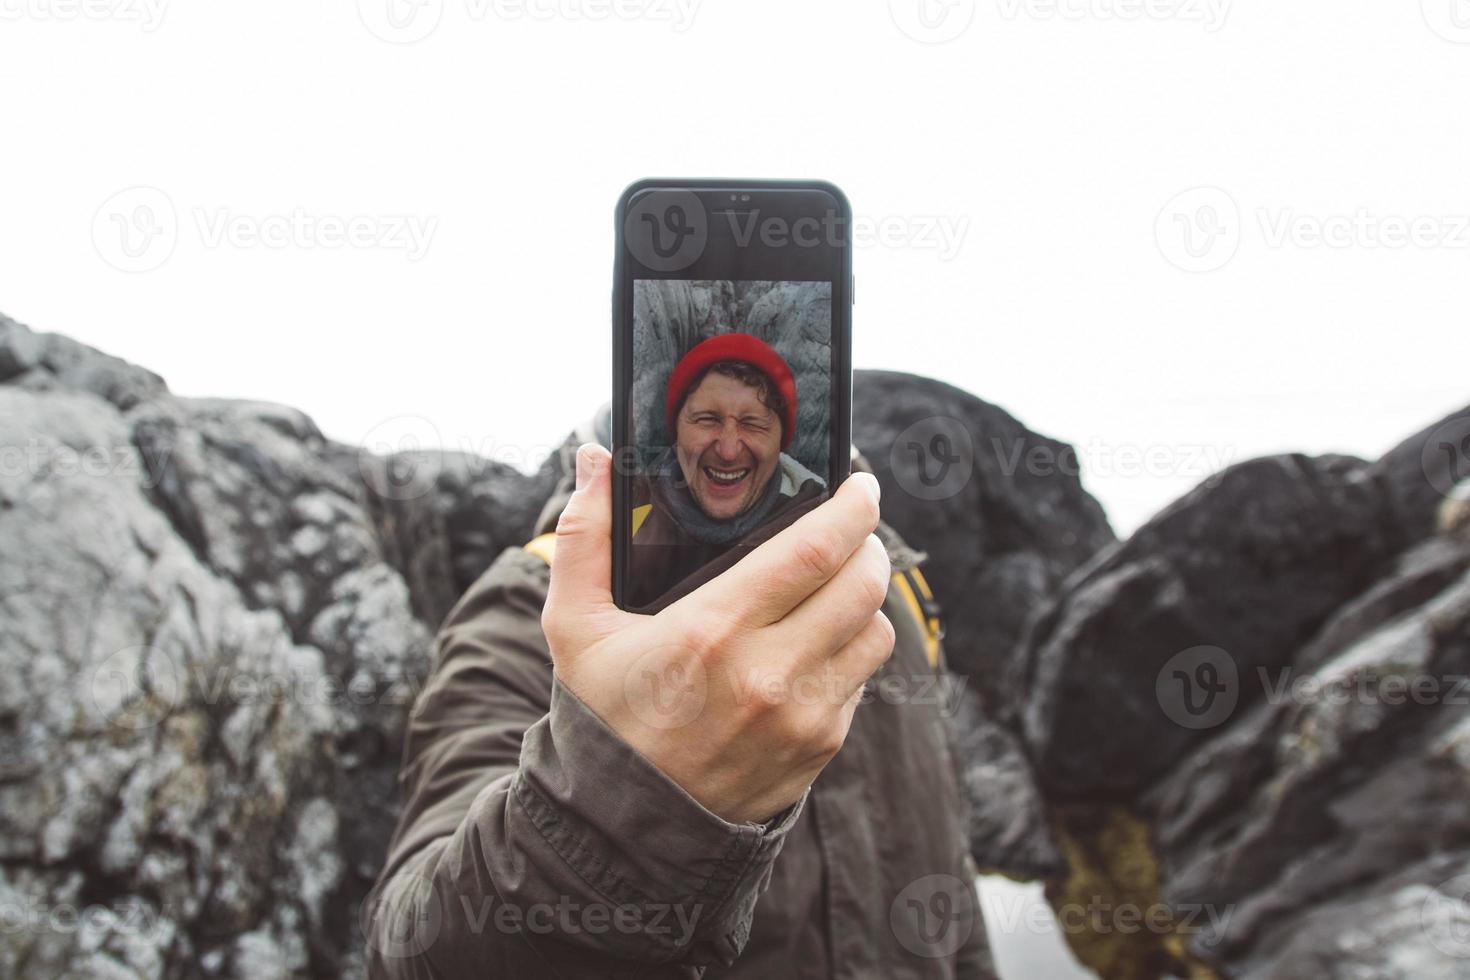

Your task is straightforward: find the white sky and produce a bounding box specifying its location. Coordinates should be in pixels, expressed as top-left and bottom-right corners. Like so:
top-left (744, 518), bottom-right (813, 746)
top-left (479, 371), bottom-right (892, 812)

top-left (2, 0), bottom-right (1467, 544)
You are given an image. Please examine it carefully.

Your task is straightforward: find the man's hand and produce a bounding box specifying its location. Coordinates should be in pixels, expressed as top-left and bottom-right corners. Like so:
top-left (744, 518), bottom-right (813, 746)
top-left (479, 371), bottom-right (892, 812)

top-left (543, 444), bottom-right (894, 825)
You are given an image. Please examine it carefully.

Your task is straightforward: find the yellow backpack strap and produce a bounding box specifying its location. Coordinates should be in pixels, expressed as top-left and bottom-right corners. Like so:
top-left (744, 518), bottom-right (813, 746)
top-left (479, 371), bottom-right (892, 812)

top-left (523, 532), bottom-right (557, 565)
top-left (525, 504), bottom-right (652, 566)
top-left (892, 566), bottom-right (945, 669)
top-left (631, 504), bottom-right (652, 538)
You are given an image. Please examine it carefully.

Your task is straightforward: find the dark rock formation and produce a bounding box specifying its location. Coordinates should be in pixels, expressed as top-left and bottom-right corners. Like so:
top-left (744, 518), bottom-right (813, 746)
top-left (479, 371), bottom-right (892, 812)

top-left (1369, 403), bottom-right (1470, 548)
top-left (1010, 401), bottom-right (1470, 978)
top-left (852, 369), bottom-right (1116, 697)
top-left (1017, 453), bottom-right (1398, 801)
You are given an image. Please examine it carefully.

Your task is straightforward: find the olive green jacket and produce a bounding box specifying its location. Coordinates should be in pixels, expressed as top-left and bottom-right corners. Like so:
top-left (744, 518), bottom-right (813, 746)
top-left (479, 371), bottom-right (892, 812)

top-left (365, 476), bottom-right (997, 979)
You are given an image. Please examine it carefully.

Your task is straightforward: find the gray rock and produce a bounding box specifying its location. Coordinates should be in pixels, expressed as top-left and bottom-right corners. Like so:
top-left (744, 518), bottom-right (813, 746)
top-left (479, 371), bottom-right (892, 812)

top-left (1018, 453), bottom-right (1397, 801)
top-left (0, 312), bottom-right (166, 409)
top-left (0, 329), bottom-right (431, 979)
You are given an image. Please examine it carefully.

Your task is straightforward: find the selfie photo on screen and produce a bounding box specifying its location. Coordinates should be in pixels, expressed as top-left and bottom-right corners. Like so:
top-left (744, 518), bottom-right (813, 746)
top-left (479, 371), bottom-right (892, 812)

top-left (627, 279), bottom-right (833, 608)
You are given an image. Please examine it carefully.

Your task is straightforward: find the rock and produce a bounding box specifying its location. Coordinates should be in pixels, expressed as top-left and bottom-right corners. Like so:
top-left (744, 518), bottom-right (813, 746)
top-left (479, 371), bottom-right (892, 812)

top-left (0, 329), bottom-right (432, 979)
top-left (1441, 478), bottom-right (1470, 541)
top-left (0, 312), bottom-right (166, 409)
top-left (1140, 543), bottom-right (1470, 975)
top-left (353, 448), bottom-right (557, 629)
top-left (951, 687), bottom-right (1063, 878)
top-left (851, 369), bottom-right (1116, 701)
top-left (1368, 402), bottom-right (1470, 548)
top-left (1017, 453), bottom-right (1398, 801)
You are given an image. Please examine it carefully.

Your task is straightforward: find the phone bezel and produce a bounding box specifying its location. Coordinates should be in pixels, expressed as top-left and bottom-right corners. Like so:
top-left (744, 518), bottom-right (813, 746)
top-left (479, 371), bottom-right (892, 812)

top-left (611, 177), bottom-right (854, 612)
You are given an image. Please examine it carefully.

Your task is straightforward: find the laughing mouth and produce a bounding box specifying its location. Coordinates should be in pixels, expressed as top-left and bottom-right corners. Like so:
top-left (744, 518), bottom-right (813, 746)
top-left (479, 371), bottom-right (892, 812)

top-left (703, 466), bottom-right (750, 487)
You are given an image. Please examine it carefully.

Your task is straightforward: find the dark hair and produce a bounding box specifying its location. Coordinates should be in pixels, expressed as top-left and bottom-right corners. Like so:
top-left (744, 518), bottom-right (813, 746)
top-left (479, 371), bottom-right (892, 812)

top-left (674, 359), bottom-right (788, 436)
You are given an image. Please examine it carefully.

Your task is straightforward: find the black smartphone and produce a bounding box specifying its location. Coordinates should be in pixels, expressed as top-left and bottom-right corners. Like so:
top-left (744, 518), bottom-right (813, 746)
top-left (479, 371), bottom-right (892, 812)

top-left (612, 178), bottom-right (854, 613)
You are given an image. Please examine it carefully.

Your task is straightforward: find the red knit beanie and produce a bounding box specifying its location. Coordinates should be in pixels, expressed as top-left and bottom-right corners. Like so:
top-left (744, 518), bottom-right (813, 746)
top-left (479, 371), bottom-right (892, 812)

top-left (665, 333), bottom-right (798, 451)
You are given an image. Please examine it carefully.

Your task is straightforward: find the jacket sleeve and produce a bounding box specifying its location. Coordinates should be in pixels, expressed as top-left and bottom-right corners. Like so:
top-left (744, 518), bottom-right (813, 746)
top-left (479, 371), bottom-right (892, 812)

top-left (364, 547), bottom-right (804, 980)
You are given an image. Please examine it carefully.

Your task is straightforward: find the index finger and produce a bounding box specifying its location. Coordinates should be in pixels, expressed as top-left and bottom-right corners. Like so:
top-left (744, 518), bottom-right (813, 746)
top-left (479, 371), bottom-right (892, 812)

top-left (692, 472), bottom-right (883, 627)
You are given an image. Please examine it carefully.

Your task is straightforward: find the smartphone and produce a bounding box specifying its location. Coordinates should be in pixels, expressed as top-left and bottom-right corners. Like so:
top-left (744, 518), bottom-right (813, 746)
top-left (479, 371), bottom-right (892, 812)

top-left (612, 179), bottom-right (854, 613)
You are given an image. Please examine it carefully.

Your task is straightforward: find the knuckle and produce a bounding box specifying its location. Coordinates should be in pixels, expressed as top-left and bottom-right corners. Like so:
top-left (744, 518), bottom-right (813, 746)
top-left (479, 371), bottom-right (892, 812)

top-left (858, 563), bottom-right (890, 612)
top-left (553, 508), bottom-right (591, 538)
top-left (812, 718), bottom-right (847, 758)
top-left (684, 609), bottom-right (740, 658)
top-left (793, 530), bottom-right (843, 581)
top-left (873, 611), bottom-right (897, 656)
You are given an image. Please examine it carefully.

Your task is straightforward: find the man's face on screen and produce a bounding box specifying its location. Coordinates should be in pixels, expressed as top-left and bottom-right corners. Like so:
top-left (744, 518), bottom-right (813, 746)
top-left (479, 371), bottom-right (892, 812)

top-left (675, 372), bottom-right (783, 521)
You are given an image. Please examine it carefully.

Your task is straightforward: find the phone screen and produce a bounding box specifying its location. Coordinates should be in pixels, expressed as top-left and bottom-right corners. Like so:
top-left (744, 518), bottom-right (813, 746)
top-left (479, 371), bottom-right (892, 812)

top-left (614, 184), bottom-right (851, 612)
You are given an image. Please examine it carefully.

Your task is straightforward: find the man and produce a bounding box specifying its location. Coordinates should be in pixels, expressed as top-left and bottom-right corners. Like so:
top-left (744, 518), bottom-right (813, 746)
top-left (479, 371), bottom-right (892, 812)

top-left (630, 333), bottom-right (826, 609)
top-left (365, 421), bottom-right (998, 977)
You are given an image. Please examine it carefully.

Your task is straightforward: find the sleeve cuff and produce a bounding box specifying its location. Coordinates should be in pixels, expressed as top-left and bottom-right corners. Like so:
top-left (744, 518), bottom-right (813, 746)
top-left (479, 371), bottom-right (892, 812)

top-left (509, 674), bottom-right (804, 965)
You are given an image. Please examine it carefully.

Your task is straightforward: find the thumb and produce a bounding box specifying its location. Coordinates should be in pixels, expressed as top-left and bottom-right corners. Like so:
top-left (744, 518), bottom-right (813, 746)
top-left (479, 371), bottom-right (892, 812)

top-left (544, 443), bottom-right (617, 630)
